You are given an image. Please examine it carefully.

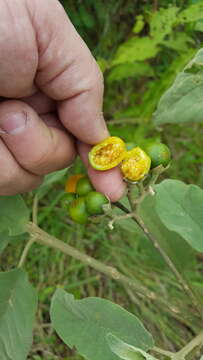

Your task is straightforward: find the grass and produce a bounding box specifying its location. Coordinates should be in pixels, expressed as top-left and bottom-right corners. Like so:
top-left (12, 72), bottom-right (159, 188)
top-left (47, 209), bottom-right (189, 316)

top-left (1, 0), bottom-right (203, 356)
top-left (1, 135), bottom-right (203, 359)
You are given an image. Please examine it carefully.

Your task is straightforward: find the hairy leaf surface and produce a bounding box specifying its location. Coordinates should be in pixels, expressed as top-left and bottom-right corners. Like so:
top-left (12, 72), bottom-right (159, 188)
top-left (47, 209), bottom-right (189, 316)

top-left (51, 289), bottom-right (154, 360)
top-left (154, 48), bottom-right (203, 125)
top-left (0, 269), bottom-right (37, 360)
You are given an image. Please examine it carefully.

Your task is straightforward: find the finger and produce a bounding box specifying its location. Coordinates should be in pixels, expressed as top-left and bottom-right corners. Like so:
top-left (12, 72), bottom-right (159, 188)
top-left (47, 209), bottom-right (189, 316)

top-left (31, 0), bottom-right (109, 144)
top-left (0, 138), bottom-right (42, 196)
top-left (78, 142), bottom-right (126, 202)
top-left (0, 0), bottom-right (38, 97)
top-left (0, 100), bottom-right (76, 175)
top-left (21, 91), bottom-right (56, 115)
top-left (41, 113), bottom-right (65, 130)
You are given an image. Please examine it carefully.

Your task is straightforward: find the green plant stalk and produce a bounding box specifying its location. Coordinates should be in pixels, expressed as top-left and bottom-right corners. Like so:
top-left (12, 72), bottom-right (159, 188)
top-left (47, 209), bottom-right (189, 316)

top-left (18, 237), bottom-right (36, 268)
top-left (152, 346), bottom-right (174, 358)
top-left (26, 222), bottom-right (154, 296)
top-left (174, 330), bottom-right (203, 359)
top-left (25, 221), bottom-right (184, 316)
top-left (18, 194), bottom-right (39, 268)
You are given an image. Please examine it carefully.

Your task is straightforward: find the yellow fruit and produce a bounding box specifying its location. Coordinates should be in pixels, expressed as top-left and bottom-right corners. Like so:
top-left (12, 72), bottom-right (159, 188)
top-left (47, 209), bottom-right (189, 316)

top-left (88, 136), bottom-right (126, 171)
top-left (121, 147), bottom-right (151, 181)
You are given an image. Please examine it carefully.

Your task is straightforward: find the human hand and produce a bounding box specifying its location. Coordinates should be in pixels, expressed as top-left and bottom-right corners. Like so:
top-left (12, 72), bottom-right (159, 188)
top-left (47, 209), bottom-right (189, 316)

top-left (0, 0), bottom-right (125, 201)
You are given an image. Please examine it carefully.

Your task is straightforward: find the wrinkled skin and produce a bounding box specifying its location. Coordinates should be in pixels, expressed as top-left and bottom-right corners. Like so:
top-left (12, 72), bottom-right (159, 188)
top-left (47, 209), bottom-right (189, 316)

top-left (0, 0), bottom-right (125, 201)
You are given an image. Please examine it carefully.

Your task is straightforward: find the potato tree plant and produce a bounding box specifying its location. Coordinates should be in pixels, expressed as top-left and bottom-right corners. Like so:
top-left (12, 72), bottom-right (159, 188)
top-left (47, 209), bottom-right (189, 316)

top-left (0, 50), bottom-right (203, 360)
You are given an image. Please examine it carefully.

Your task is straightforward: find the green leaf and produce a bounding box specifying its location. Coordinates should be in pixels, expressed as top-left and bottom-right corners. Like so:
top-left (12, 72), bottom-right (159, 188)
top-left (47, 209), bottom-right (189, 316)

top-left (138, 192), bottom-right (196, 272)
top-left (133, 15), bottom-right (145, 34)
top-left (50, 289), bottom-right (154, 360)
top-left (195, 19), bottom-right (203, 32)
top-left (161, 33), bottom-right (194, 52)
top-left (150, 6), bottom-right (179, 42)
top-left (107, 63), bottom-right (154, 83)
top-left (0, 232), bottom-right (11, 254)
top-left (178, 3), bottom-right (203, 23)
top-left (36, 168), bottom-right (68, 199)
top-left (0, 195), bottom-right (29, 235)
top-left (0, 269), bottom-right (38, 360)
top-left (0, 233), bottom-right (28, 255)
top-left (154, 48), bottom-right (203, 125)
top-left (97, 57), bottom-right (109, 73)
top-left (107, 334), bottom-right (158, 360)
top-left (138, 49), bottom-right (196, 120)
top-left (154, 180), bottom-right (203, 252)
top-left (112, 37), bottom-right (159, 65)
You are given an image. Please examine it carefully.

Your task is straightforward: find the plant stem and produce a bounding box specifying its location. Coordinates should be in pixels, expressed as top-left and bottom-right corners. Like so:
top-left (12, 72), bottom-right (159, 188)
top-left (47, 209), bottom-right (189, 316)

top-left (152, 346), bottom-right (174, 358)
top-left (127, 185), bottom-right (203, 321)
top-left (18, 237), bottom-right (36, 268)
top-left (32, 194), bottom-right (39, 224)
top-left (18, 194), bottom-right (39, 268)
top-left (134, 211), bottom-right (203, 320)
top-left (175, 330), bottom-right (203, 359)
top-left (114, 201), bottom-right (131, 214)
top-left (25, 222), bottom-right (183, 315)
top-left (26, 222), bottom-right (153, 297)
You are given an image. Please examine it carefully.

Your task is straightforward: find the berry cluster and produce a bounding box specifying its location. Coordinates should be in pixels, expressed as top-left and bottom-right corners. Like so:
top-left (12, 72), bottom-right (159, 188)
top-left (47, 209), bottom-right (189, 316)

top-left (62, 175), bottom-right (109, 224)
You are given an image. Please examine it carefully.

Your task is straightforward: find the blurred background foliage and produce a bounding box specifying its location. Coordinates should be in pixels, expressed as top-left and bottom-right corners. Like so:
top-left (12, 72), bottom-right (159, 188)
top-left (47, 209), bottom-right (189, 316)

top-left (1, 1), bottom-right (203, 359)
top-left (60, 0), bottom-right (203, 185)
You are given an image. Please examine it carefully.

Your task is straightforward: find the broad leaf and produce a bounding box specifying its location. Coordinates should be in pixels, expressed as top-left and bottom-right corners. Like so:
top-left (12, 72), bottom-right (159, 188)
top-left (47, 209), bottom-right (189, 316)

top-left (154, 180), bottom-right (203, 252)
top-left (107, 63), bottom-right (154, 83)
top-left (0, 196), bottom-right (29, 235)
top-left (113, 37), bottom-right (159, 65)
top-left (0, 232), bottom-right (10, 254)
top-left (0, 269), bottom-right (38, 360)
top-left (178, 3), bottom-right (203, 23)
top-left (138, 193), bottom-right (196, 272)
top-left (161, 33), bottom-right (194, 53)
top-left (107, 333), bottom-right (158, 360)
top-left (154, 48), bottom-right (203, 125)
top-left (150, 6), bottom-right (178, 42)
top-left (0, 233), bottom-right (29, 255)
top-left (51, 289), bottom-right (154, 360)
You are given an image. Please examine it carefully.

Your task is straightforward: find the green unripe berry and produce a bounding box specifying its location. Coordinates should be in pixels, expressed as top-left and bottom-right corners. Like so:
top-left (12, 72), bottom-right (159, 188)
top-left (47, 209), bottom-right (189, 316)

top-left (61, 193), bottom-right (76, 210)
top-left (76, 176), bottom-right (94, 196)
top-left (145, 142), bottom-right (171, 168)
top-left (69, 197), bottom-right (88, 224)
top-left (85, 191), bottom-right (109, 215)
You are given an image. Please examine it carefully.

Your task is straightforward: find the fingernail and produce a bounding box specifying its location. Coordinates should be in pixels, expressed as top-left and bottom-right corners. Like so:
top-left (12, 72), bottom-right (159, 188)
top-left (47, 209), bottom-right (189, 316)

top-left (0, 112), bottom-right (27, 135)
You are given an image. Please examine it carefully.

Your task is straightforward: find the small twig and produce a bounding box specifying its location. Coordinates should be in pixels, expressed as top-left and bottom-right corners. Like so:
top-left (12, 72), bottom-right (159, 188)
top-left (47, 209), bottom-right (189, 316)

top-left (25, 222), bottom-right (182, 313)
top-left (18, 237), bottom-right (36, 268)
top-left (108, 213), bottom-right (133, 230)
top-left (153, 0), bottom-right (158, 12)
top-left (132, 211), bottom-right (203, 321)
top-left (18, 194), bottom-right (39, 268)
top-left (175, 330), bottom-right (203, 359)
top-left (32, 194), bottom-right (39, 224)
top-left (126, 179), bottom-right (203, 321)
top-left (26, 222), bottom-right (153, 298)
top-left (114, 201), bottom-right (130, 214)
top-left (152, 346), bottom-right (174, 358)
